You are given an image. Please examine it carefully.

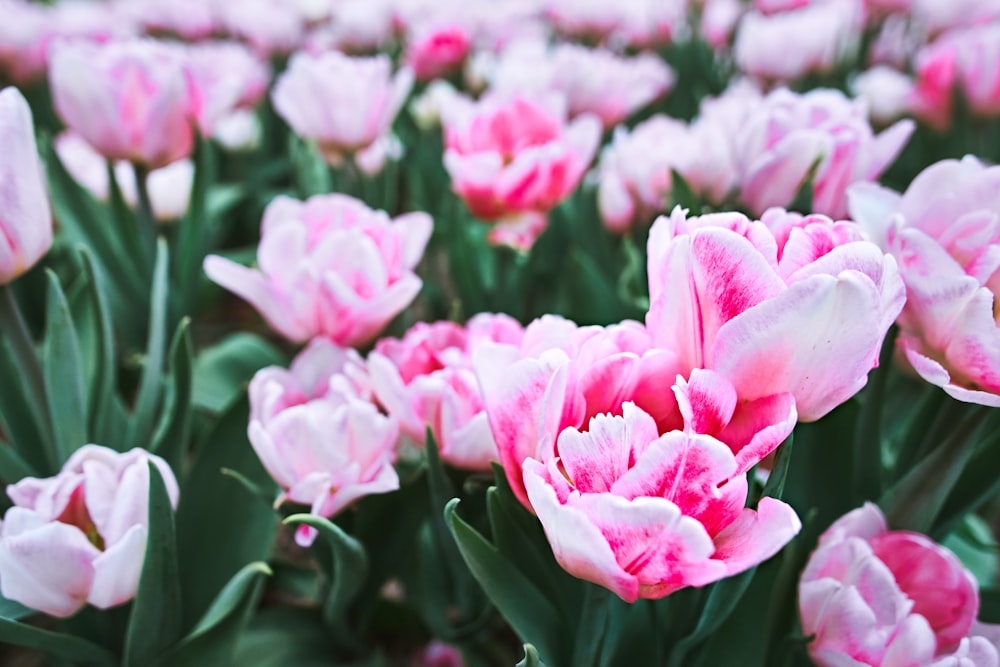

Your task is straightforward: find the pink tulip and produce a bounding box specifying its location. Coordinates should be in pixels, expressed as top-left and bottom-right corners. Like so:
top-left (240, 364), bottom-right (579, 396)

top-left (733, 87), bottom-right (914, 218)
top-left (543, 0), bottom-right (689, 48)
top-left (851, 66), bottom-right (915, 125)
top-left (49, 38), bottom-right (196, 169)
top-left (125, 0), bottom-right (218, 40)
top-left (303, 0), bottom-right (396, 54)
top-left (184, 41), bottom-right (271, 137)
top-left (0, 87), bottom-right (52, 285)
top-left (368, 313), bottom-right (524, 471)
top-left (442, 94), bottom-right (600, 249)
top-left (800, 503), bottom-right (997, 666)
top-left (215, 0), bottom-right (304, 56)
top-left (645, 207), bottom-right (905, 421)
top-left (405, 24), bottom-right (473, 82)
top-left (0, 445), bottom-right (179, 618)
top-left (0, 1), bottom-right (49, 83)
top-left (204, 194), bottom-right (431, 347)
top-left (909, 0), bottom-right (1000, 36)
top-left (912, 25), bottom-right (1000, 127)
top-left (733, 1), bottom-right (865, 82)
top-left (55, 132), bottom-right (193, 222)
top-left (475, 317), bottom-right (797, 512)
top-left (473, 313), bottom-right (800, 601)
top-left (248, 339), bottom-right (398, 546)
top-left (848, 157), bottom-right (1000, 406)
top-left (271, 51), bottom-right (413, 166)
top-left (700, 0), bottom-right (745, 48)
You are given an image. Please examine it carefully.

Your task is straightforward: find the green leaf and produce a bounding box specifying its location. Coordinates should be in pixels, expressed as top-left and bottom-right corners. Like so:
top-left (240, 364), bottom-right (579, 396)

top-left (668, 567), bottom-right (758, 667)
top-left (0, 617), bottom-right (117, 666)
top-left (126, 238), bottom-right (170, 446)
top-left (0, 336), bottom-right (47, 476)
top-left (42, 270), bottom-right (88, 466)
top-left (981, 587), bottom-right (1000, 624)
top-left (291, 135), bottom-right (332, 198)
top-left (934, 410), bottom-right (1000, 538)
top-left (517, 644), bottom-right (548, 667)
top-left (176, 396), bottom-right (278, 628)
top-left (445, 499), bottom-right (567, 666)
top-left (852, 330), bottom-right (895, 503)
top-left (192, 333), bottom-right (286, 414)
top-left (761, 435), bottom-right (794, 501)
top-left (668, 169), bottom-right (700, 213)
top-left (78, 248), bottom-right (117, 448)
top-left (283, 514), bottom-right (368, 626)
top-left (942, 514), bottom-right (998, 587)
top-left (173, 134), bottom-right (219, 321)
top-left (124, 461), bottom-right (183, 667)
top-left (150, 319), bottom-right (194, 474)
top-left (233, 607), bottom-right (333, 667)
top-left (162, 562), bottom-right (272, 667)
top-left (0, 445), bottom-right (34, 485)
top-left (108, 160), bottom-right (154, 271)
top-left (0, 593), bottom-right (32, 621)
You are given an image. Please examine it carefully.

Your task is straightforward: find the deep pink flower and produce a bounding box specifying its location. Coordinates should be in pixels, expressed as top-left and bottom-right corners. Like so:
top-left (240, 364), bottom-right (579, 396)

top-left (248, 339), bottom-right (398, 546)
top-left (848, 157), bottom-right (1000, 406)
top-left (49, 38), bottom-right (196, 169)
top-left (0, 87), bottom-right (52, 284)
top-left (368, 313), bottom-right (524, 471)
top-left (0, 446), bottom-right (179, 618)
top-left (645, 207), bottom-right (905, 421)
top-left (911, 25), bottom-right (1000, 128)
top-left (442, 94), bottom-right (600, 249)
top-left (474, 316), bottom-right (799, 601)
top-left (405, 24), bottom-right (472, 81)
top-left (271, 51), bottom-right (413, 166)
top-left (204, 194), bottom-right (431, 347)
top-left (800, 503), bottom-right (996, 666)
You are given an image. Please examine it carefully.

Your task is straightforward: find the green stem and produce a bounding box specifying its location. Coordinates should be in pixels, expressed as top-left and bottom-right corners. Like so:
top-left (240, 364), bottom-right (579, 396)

top-left (132, 165), bottom-right (157, 258)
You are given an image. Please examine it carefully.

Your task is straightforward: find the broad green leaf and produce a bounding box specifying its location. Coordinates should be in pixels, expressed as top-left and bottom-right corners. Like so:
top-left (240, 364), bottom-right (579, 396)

top-left (192, 333), bottom-right (286, 414)
top-left (445, 499), bottom-right (567, 666)
top-left (233, 607), bottom-right (333, 667)
top-left (173, 134), bottom-right (219, 321)
top-left (852, 330), bottom-right (895, 503)
top-left (78, 248), bottom-right (117, 448)
top-left (668, 169), bottom-right (700, 213)
top-left (162, 562), bottom-right (271, 667)
top-left (126, 238), bottom-right (169, 446)
top-left (0, 593), bottom-right (32, 621)
top-left (934, 411), bottom-right (1000, 538)
top-left (283, 514), bottom-right (367, 626)
top-left (517, 645), bottom-right (548, 667)
top-left (942, 514), bottom-right (998, 587)
top-left (0, 617), bottom-right (116, 666)
top-left (0, 445), bottom-right (33, 485)
top-left (151, 319), bottom-right (194, 474)
top-left (42, 270), bottom-right (88, 467)
top-left (0, 336), bottom-right (47, 476)
top-left (124, 462), bottom-right (183, 667)
top-left (668, 567), bottom-right (758, 667)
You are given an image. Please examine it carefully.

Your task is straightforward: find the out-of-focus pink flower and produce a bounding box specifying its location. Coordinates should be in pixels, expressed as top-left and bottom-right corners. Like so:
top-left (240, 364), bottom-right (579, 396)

top-left (204, 194), bottom-right (431, 347)
top-left (911, 25), bottom-right (1000, 128)
top-left (733, 88), bottom-right (914, 218)
top-left (405, 25), bottom-right (472, 81)
top-left (414, 641), bottom-right (465, 667)
top-left (215, 0), bottom-right (304, 56)
top-left (474, 316), bottom-right (800, 600)
top-left (701, 0), bottom-right (745, 48)
top-left (544, 0), bottom-right (689, 48)
top-left (909, 0), bottom-right (1000, 36)
top-left (851, 66), bottom-right (914, 124)
top-left (248, 339), bottom-right (398, 546)
top-left (49, 38), bottom-right (196, 169)
top-left (123, 0), bottom-right (218, 40)
top-left (751, 0), bottom-right (814, 13)
top-left (0, 445), bottom-right (179, 618)
top-left (0, 88), bottom-right (52, 285)
top-left (442, 94), bottom-right (600, 249)
top-left (0, 1), bottom-right (49, 83)
top-left (55, 132), bottom-right (194, 222)
top-left (272, 51), bottom-right (413, 166)
top-left (303, 0), bottom-right (396, 53)
top-left (645, 207), bottom-right (905, 421)
top-left (733, 0), bottom-right (865, 82)
top-left (800, 503), bottom-right (996, 666)
top-left (184, 41), bottom-right (270, 137)
top-left (848, 157), bottom-right (1000, 406)
top-left (368, 313), bottom-right (524, 471)
top-left (910, 35), bottom-right (960, 129)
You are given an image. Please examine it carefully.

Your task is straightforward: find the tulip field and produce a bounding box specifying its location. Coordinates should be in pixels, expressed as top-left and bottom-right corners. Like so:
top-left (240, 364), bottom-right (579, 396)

top-left (3, 0), bottom-right (1000, 665)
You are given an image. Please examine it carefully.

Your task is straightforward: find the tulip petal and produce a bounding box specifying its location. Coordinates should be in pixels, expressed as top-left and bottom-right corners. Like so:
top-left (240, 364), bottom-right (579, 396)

top-left (89, 524), bottom-right (146, 609)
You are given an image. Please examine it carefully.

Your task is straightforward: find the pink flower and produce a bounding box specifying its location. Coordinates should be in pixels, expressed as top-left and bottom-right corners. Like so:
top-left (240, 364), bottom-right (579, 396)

top-left (248, 339), bottom-right (399, 546)
top-left (271, 51), bottom-right (413, 166)
top-left (0, 1), bottom-right (49, 83)
top-left (126, 0), bottom-right (218, 40)
top-left (475, 316), bottom-right (800, 601)
top-left (912, 25), bottom-right (1000, 127)
top-left (0, 87), bottom-right (52, 285)
top-left (204, 194), bottom-right (431, 347)
top-left (733, 88), bottom-right (914, 218)
top-left (368, 313), bottom-right (524, 471)
top-left (405, 24), bottom-right (472, 81)
top-left (851, 66), bottom-right (915, 125)
top-left (414, 640), bottom-right (466, 667)
top-left (800, 503), bottom-right (997, 666)
top-left (645, 207), bottom-right (905, 421)
top-left (184, 40), bottom-right (271, 137)
top-left (442, 94), bottom-right (600, 249)
top-left (700, 0), bottom-right (745, 48)
top-left (733, 1), bottom-right (865, 82)
top-left (848, 157), bottom-right (1000, 406)
top-left (543, 0), bottom-right (688, 48)
top-left (55, 132), bottom-right (193, 222)
top-left (475, 317), bottom-right (797, 512)
top-left (0, 446), bottom-right (180, 618)
top-left (215, 0), bottom-right (304, 56)
top-left (48, 38), bottom-right (196, 169)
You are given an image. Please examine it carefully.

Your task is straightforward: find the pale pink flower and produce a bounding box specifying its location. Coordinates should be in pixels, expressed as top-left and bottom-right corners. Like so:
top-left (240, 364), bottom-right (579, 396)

top-left (0, 446), bottom-right (179, 618)
top-left (48, 38), bottom-right (196, 169)
top-left (184, 41), bottom-right (271, 137)
top-left (55, 132), bottom-right (193, 222)
top-left (851, 66), bottom-right (915, 125)
top-left (442, 94), bottom-right (601, 249)
top-left (733, 0), bottom-right (865, 82)
top-left (911, 25), bottom-right (1000, 127)
top-left (368, 313), bottom-right (524, 471)
top-left (272, 51), bottom-right (413, 166)
top-left (0, 1), bottom-right (50, 83)
top-left (848, 157), bottom-right (1000, 406)
top-left (248, 339), bottom-right (398, 546)
top-left (645, 207), bottom-right (905, 421)
top-left (544, 0), bottom-right (689, 48)
top-left (733, 88), bottom-right (914, 218)
top-left (474, 318), bottom-right (800, 600)
top-left (700, 0), bottom-right (745, 48)
top-left (909, 0), bottom-right (1000, 36)
top-left (203, 194), bottom-right (431, 347)
top-left (0, 88), bottom-right (52, 284)
top-left (215, 0), bottom-right (304, 56)
top-left (303, 0), bottom-right (395, 53)
top-left (800, 503), bottom-right (996, 666)
top-left (123, 0), bottom-right (218, 40)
